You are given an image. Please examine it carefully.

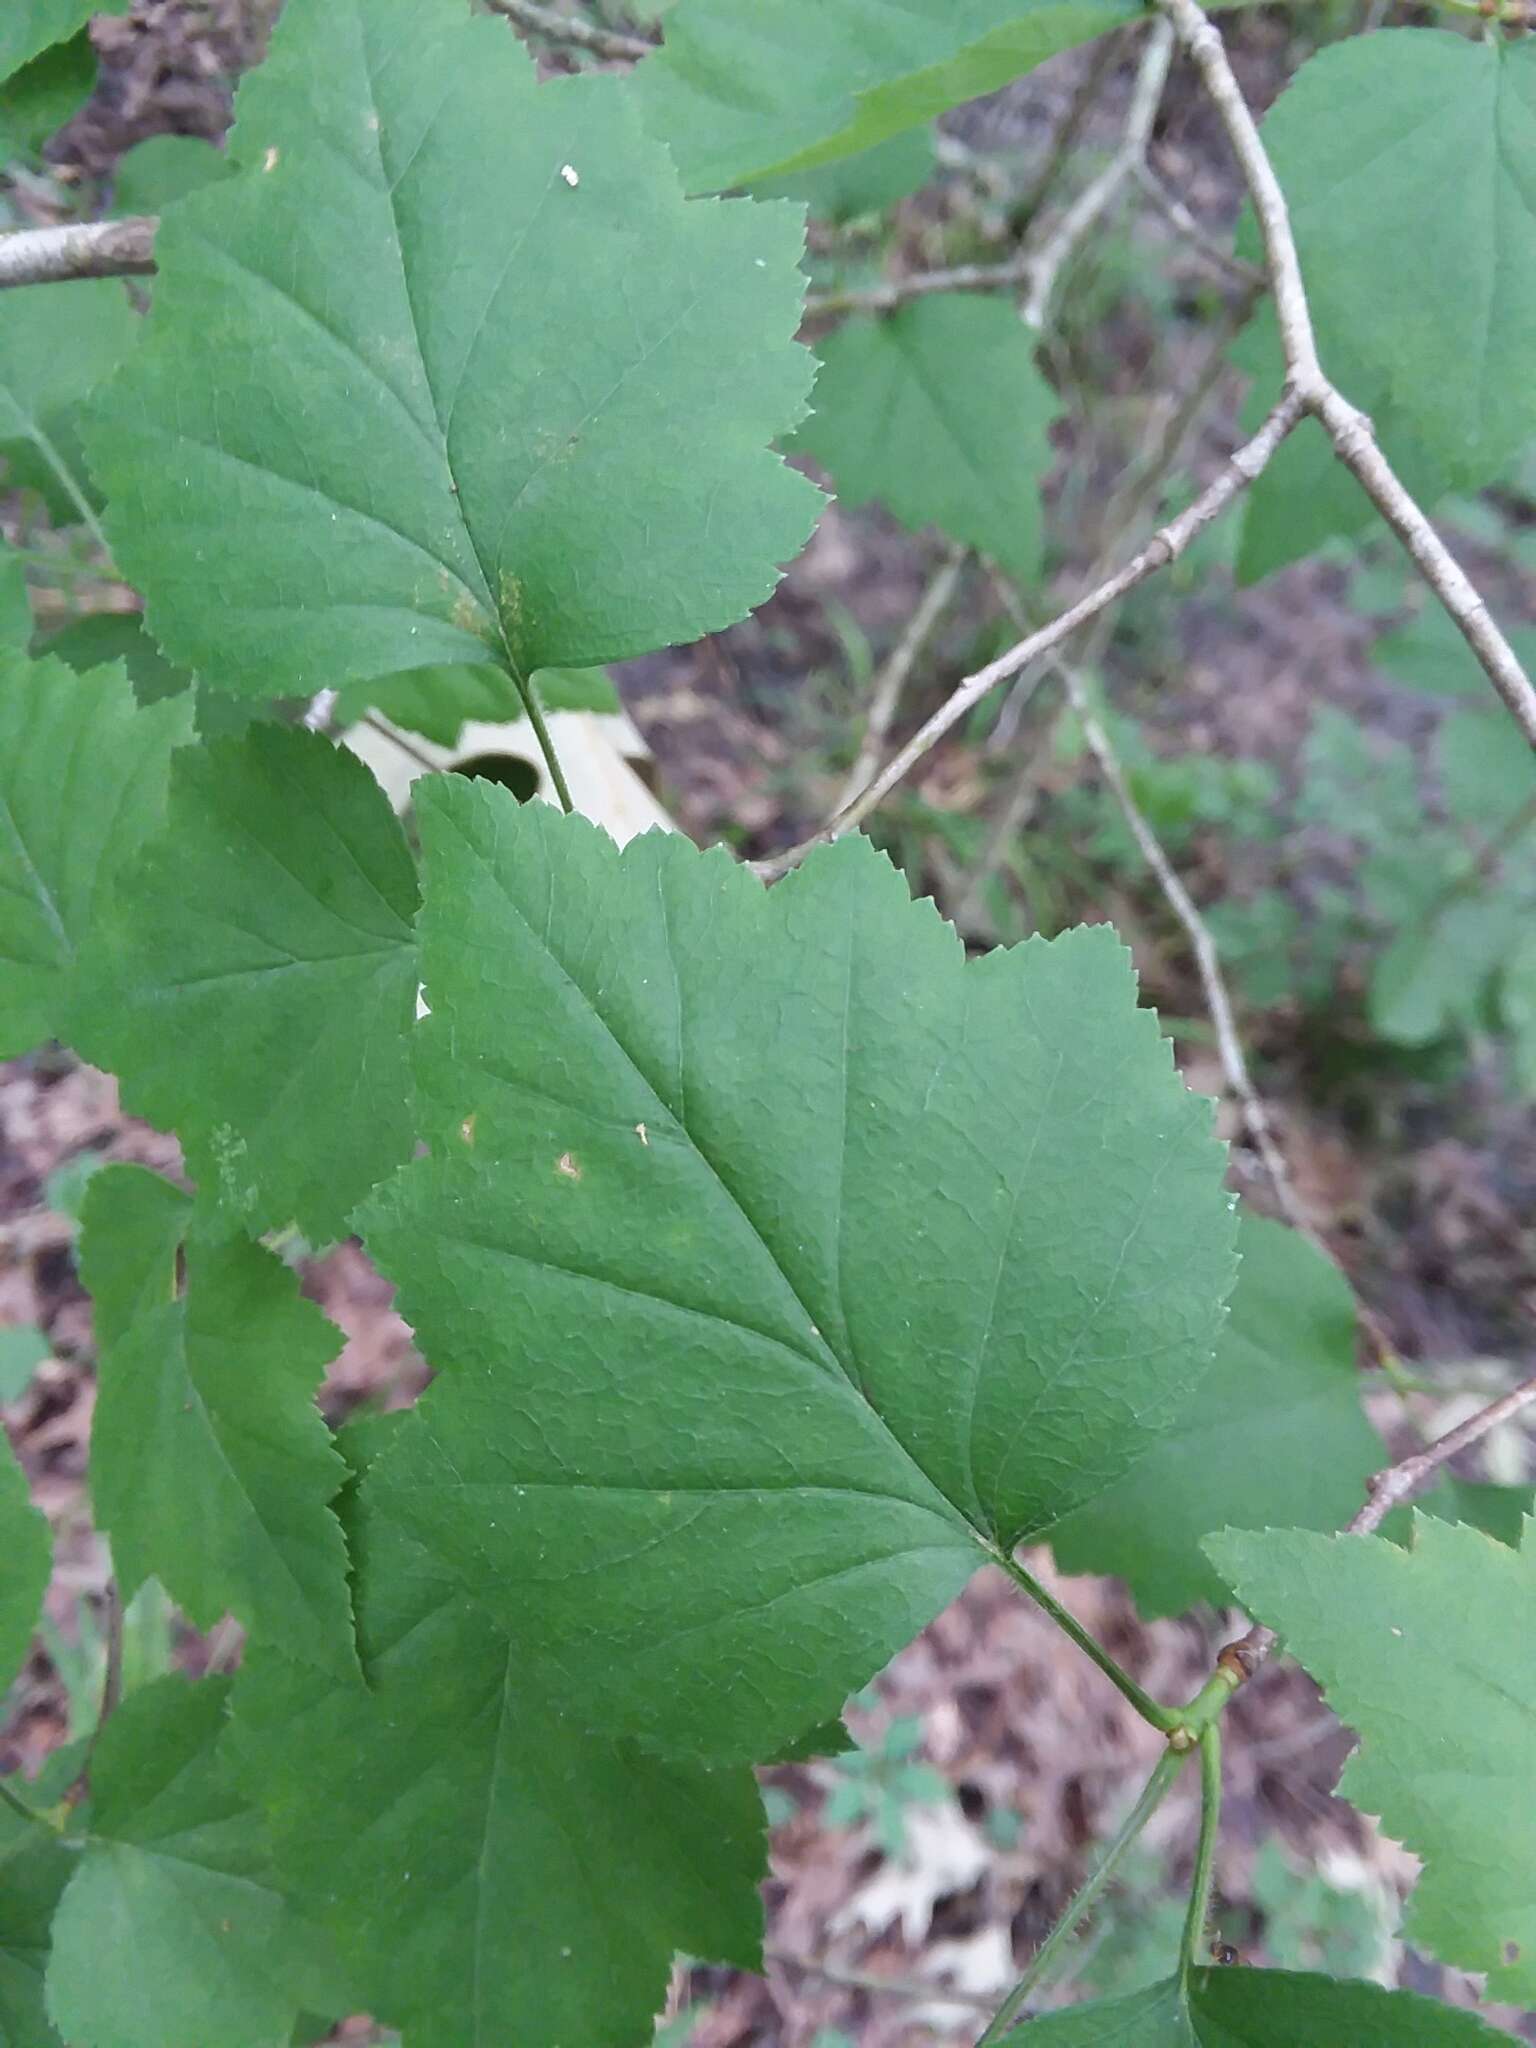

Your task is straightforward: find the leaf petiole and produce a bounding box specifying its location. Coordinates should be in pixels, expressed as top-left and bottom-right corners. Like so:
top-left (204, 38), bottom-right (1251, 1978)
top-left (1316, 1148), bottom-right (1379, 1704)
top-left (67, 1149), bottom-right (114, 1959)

top-left (975, 1747), bottom-right (1188, 2042)
top-left (997, 1552), bottom-right (1180, 1732)
top-left (1179, 1725), bottom-right (1223, 1986)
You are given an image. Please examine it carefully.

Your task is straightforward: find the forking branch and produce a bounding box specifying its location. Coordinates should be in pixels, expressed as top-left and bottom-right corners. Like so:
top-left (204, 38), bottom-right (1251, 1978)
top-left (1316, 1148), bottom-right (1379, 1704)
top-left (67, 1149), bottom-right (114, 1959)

top-left (765, 0), bottom-right (1536, 876)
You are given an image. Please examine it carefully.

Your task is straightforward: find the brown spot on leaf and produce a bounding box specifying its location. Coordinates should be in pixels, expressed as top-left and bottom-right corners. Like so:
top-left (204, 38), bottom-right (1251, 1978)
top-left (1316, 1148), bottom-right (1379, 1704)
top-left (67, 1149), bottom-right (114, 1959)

top-left (459, 1114), bottom-right (476, 1148)
top-left (261, 146), bottom-right (279, 173)
top-left (635, 1123), bottom-right (649, 1147)
top-left (556, 1152), bottom-right (581, 1181)
top-left (1506, 1941), bottom-right (1521, 1965)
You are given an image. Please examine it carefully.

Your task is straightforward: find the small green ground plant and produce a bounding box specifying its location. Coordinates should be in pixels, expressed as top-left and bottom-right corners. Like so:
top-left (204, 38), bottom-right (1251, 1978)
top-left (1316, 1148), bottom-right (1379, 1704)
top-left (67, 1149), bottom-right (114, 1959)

top-left (1, 2), bottom-right (1535, 2044)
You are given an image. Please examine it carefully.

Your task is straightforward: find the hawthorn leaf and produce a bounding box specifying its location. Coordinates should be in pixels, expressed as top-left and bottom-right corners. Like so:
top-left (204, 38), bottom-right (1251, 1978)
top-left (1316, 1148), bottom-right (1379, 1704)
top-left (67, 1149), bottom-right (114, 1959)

top-left (1045, 1216), bottom-right (1383, 1617)
top-left (0, 1427), bottom-right (48, 1695)
top-left (747, 127), bottom-right (937, 220)
top-left (109, 133), bottom-right (231, 217)
top-left (1207, 1515), bottom-right (1536, 2002)
top-left (45, 1677), bottom-right (326, 2048)
top-left (1375, 602), bottom-right (1536, 701)
top-left (35, 611), bottom-right (192, 707)
top-left (360, 782), bottom-right (1236, 1761)
top-left (633, 0), bottom-right (1139, 195)
top-left (0, 1749), bottom-right (83, 2048)
top-left (1013, 1967), bottom-right (1509, 2043)
top-left (0, 32), bottom-right (96, 164)
top-left (1394, 1475), bottom-right (1535, 1550)
top-left (85, 0), bottom-right (819, 703)
top-left (79, 1165), bottom-right (357, 1681)
top-left (0, 653), bottom-right (191, 1059)
top-left (0, 2), bottom-right (128, 86)
top-left (70, 726), bottom-right (419, 1241)
top-left (1235, 34), bottom-right (1536, 576)
top-left (1439, 706), bottom-right (1536, 836)
top-left (0, 281), bottom-right (135, 527)
top-left (1265, 33), bottom-right (1536, 478)
top-left (228, 1480), bottom-right (765, 2048)
top-left (793, 298), bottom-right (1057, 582)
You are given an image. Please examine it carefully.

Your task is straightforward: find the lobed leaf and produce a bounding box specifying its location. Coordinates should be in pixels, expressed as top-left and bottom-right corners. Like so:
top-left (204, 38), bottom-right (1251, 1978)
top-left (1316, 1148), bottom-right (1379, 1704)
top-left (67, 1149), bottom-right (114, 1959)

top-left (0, 2), bottom-right (128, 87)
top-left (1208, 1515), bottom-right (1536, 2002)
top-left (45, 1677), bottom-right (336, 2048)
top-left (633, 0), bottom-right (1139, 195)
top-left (793, 298), bottom-right (1058, 583)
top-left (85, 0), bottom-right (819, 713)
top-left (79, 1166), bottom-right (357, 1681)
top-left (0, 1748), bottom-right (82, 2048)
top-left (360, 783), bottom-right (1235, 1761)
top-left (0, 653), bottom-right (191, 1059)
top-left (229, 1448), bottom-right (765, 2048)
top-left (0, 282), bottom-right (135, 528)
top-left (1045, 1215), bottom-right (1384, 1617)
top-left (1236, 33), bottom-right (1536, 576)
top-left (1013, 1966), bottom-right (1510, 2043)
top-left (70, 726), bottom-right (419, 1242)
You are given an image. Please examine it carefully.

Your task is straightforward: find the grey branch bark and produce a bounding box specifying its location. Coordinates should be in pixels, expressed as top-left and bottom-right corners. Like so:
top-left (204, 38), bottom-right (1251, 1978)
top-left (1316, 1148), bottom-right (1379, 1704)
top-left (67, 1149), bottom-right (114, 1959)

top-left (0, 217), bottom-right (158, 290)
top-left (482, 0), bottom-right (654, 60)
top-left (756, 388), bottom-right (1303, 877)
top-left (1022, 18), bottom-right (1174, 329)
top-left (1056, 663), bottom-right (1302, 1226)
top-left (1159, 0), bottom-right (1536, 753)
top-left (836, 547), bottom-right (966, 813)
top-left (1222, 1372), bottom-right (1536, 1683)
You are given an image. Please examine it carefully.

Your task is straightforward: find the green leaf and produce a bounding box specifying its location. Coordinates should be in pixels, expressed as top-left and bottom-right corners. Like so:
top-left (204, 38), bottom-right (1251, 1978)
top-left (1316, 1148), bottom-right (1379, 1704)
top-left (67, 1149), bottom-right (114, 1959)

top-left (35, 612), bottom-right (191, 707)
top-left (70, 726), bottom-right (419, 1241)
top-left (1369, 897), bottom-right (1519, 1048)
top-left (633, 0), bottom-right (1138, 196)
top-left (336, 662), bottom-right (618, 747)
top-left (0, 544), bottom-right (30, 645)
top-left (1013, 1966), bottom-right (1509, 2042)
top-left (1235, 34), bottom-right (1536, 575)
top-left (85, 0), bottom-right (818, 703)
top-left (1277, 34), bottom-right (1536, 477)
top-left (1045, 1216), bottom-right (1383, 1618)
top-left (794, 298), bottom-right (1055, 582)
top-left (0, 282), bottom-right (136, 528)
top-left (45, 1676), bottom-right (326, 2048)
top-left (0, 1), bottom-right (127, 84)
top-left (228, 1476), bottom-right (765, 2048)
top-left (1206, 1515), bottom-right (1536, 2002)
top-left (1439, 706), bottom-right (1536, 835)
top-left (360, 782), bottom-right (1236, 1761)
top-left (0, 32), bottom-right (96, 164)
top-left (747, 127), bottom-right (936, 220)
top-left (78, 1166), bottom-right (357, 1679)
top-left (0, 1427), bottom-right (48, 1694)
top-left (1375, 603), bottom-right (1536, 700)
top-left (110, 134), bottom-right (232, 217)
top-left (0, 1322), bottom-right (50, 1403)
top-left (0, 1751), bottom-right (81, 2048)
top-left (1415, 1474), bottom-right (1535, 1549)
top-left (0, 654), bottom-right (191, 1059)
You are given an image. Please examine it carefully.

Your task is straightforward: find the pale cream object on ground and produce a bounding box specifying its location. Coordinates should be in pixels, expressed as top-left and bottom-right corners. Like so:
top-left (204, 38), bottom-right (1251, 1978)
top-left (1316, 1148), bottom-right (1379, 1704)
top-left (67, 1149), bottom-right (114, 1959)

top-left (344, 709), bottom-right (675, 846)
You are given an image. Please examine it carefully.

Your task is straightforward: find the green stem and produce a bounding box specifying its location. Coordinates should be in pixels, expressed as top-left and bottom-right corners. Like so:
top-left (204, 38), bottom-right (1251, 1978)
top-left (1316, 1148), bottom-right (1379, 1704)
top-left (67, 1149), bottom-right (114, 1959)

top-left (976, 1749), bottom-right (1187, 2043)
top-left (1178, 1726), bottom-right (1223, 1986)
top-left (998, 1553), bottom-right (1179, 1731)
top-left (25, 423), bottom-right (110, 556)
top-left (0, 1776), bottom-right (58, 1834)
top-left (509, 666), bottom-right (575, 814)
